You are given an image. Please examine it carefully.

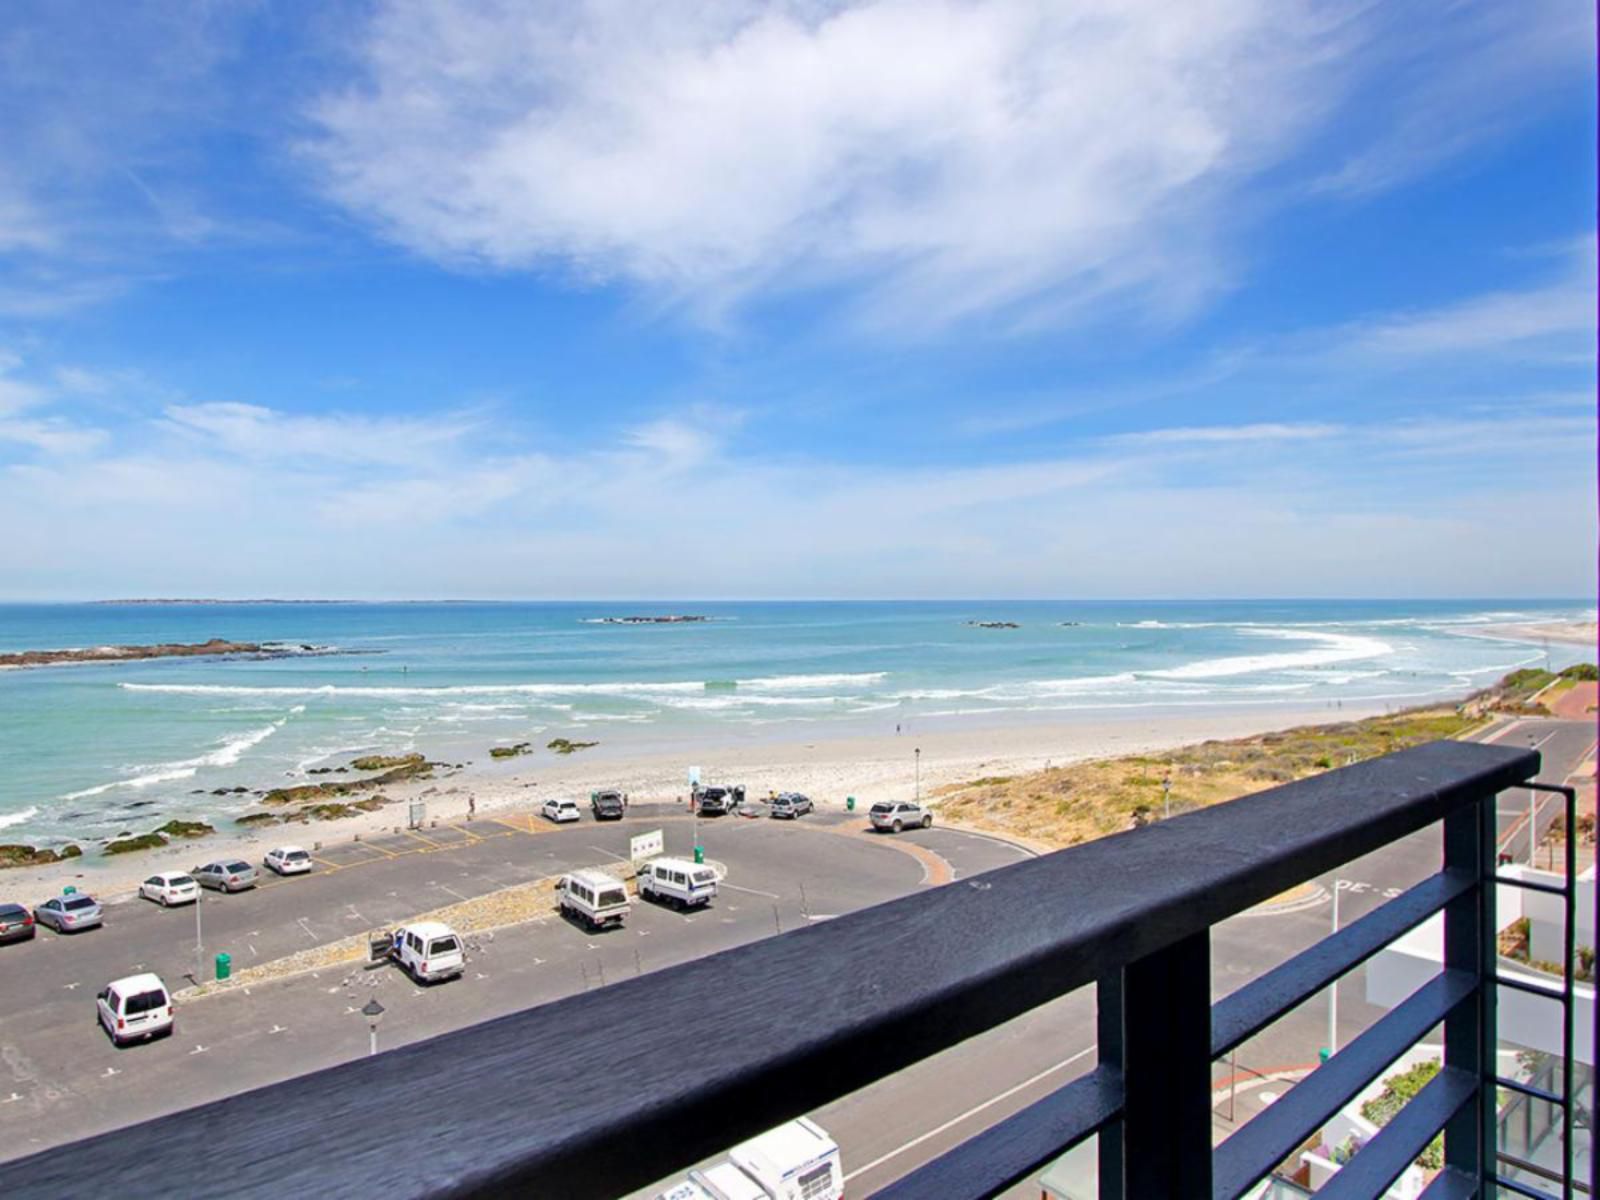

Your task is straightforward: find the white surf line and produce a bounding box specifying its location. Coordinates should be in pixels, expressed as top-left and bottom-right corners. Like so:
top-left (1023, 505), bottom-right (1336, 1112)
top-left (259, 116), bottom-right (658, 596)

top-left (842, 1045), bottom-right (1096, 1184)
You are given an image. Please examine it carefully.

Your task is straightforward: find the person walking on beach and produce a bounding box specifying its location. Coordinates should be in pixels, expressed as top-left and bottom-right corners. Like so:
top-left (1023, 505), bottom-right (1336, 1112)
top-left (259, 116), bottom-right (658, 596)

top-left (468, 795), bottom-right (476, 820)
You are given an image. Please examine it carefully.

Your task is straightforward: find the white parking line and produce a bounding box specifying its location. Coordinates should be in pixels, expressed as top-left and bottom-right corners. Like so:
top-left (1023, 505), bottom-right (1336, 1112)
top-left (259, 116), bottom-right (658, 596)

top-left (720, 882), bottom-right (780, 899)
top-left (842, 1045), bottom-right (1096, 1184)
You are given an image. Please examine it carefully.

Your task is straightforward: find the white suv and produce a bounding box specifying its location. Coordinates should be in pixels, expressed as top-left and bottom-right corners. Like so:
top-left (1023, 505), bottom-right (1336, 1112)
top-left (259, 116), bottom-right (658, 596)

top-left (541, 797), bottom-right (581, 823)
top-left (869, 801), bottom-right (932, 833)
top-left (97, 973), bottom-right (174, 1047)
top-left (264, 846), bottom-right (313, 875)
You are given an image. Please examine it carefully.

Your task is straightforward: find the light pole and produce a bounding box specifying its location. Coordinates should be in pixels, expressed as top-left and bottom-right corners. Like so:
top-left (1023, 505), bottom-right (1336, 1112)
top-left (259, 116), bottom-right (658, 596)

top-left (362, 997), bottom-right (385, 1057)
top-left (1527, 732), bottom-right (1539, 868)
top-left (914, 748), bottom-right (921, 804)
top-left (194, 889), bottom-right (204, 983)
top-left (1162, 774), bottom-right (1172, 820)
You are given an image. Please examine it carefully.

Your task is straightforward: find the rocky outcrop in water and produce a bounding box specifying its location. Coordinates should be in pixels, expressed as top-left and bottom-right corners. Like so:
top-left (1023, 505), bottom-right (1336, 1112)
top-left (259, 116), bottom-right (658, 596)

top-left (0, 638), bottom-right (354, 669)
top-left (0, 843), bottom-right (82, 869)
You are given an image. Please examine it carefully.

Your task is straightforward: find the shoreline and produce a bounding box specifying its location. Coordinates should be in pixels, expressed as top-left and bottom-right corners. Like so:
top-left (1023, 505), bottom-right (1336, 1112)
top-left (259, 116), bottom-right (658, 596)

top-left (0, 698), bottom-right (1400, 905)
top-left (1467, 619), bottom-right (1596, 648)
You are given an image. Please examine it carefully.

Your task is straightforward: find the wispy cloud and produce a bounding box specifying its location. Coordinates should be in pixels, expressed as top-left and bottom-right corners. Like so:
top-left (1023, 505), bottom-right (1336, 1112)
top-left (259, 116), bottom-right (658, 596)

top-left (1111, 422), bottom-right (1341, 446)
top-left (160, 402), bottom-right (486, 467)
top-left (307, 0), bottom-right (1337, 332)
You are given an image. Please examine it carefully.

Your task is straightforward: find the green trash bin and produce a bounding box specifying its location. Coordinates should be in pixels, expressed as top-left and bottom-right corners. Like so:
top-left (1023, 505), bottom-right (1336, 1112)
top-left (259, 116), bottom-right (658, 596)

top-left (846, 796), bottom-right (855, 812)
top-left (215, 952), bottom-right (231, 981)
top-left (693, 845), bottom-right (705, 865)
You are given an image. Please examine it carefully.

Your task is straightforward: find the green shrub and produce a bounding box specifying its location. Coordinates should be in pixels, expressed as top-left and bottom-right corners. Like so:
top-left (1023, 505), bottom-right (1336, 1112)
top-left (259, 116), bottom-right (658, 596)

top-left (1361, 1059), bottom-right (1443, 1170)
top-left (1560, 663), bottom-right (1598, 681)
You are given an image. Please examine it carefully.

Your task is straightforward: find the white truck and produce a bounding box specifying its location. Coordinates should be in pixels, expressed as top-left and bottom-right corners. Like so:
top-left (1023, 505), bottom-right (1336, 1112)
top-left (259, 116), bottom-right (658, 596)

top-left (654, 1118), bottom-right (843, 1200)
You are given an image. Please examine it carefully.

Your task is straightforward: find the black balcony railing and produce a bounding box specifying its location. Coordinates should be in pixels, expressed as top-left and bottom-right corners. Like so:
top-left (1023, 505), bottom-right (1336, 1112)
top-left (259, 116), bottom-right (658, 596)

top-left (7, 740), bottom-right (1590, 1199)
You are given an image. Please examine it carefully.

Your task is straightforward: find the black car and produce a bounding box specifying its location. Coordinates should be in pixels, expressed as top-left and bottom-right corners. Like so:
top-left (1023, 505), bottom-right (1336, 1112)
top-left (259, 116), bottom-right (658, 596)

top-left (591, 789), bottom-right (627, 820)
top-left (0, 903), bottom-right (37, 943)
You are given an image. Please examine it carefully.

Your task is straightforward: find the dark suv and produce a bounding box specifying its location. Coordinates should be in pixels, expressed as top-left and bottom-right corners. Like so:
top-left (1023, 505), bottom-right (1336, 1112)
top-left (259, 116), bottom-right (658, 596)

top-left (591, 789), bottom-right (627, 820)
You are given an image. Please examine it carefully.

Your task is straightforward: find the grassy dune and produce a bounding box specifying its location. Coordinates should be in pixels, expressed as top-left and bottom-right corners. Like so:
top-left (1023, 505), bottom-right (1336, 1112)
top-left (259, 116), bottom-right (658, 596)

top-left (935, 707), bottom-right (1481, 849)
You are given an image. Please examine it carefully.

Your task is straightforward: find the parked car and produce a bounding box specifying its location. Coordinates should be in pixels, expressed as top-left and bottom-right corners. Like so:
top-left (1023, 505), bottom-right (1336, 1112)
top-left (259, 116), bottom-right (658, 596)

top-left (591, 789), bottom-right (627, 820)
top-left (0, 903), bottom-right (35, 943)
top-left (263, 846), bottom-right (313, 876)
top-left (192, 860), bottom-right (258, 892)
top-left (96, 973), bottom-right (174, 1047)
top-left (140, 872), bottom-right (200, 907)
top-left (638, 857), bottom-right (719, 909)
top-left (34, 893), bottom-right (103, 933)
top-left (556, 868), bottom-right (630, 931)
top-left (770, 793), bottom-right (814, 819)
top-left (655, 1118), bottom-right (843, 1200)
top-left (695, 785), bottom-right (744, 816)
top-left (541, 797), bottom-right (582, 823)
top-left (869, 801), bottom-right (932, 833)
top-left (388, 921), bottom-right (465, 984)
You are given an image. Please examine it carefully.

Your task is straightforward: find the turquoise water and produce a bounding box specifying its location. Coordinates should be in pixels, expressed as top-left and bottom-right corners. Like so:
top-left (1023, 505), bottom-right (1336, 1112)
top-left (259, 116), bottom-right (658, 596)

top-left (0, 600), bottom-right (1591, 846)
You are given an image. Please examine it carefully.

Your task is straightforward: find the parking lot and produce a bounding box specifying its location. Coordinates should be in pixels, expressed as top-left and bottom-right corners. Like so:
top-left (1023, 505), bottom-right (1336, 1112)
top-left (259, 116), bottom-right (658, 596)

top-left (0, 804), bottom-right (1032, 1159)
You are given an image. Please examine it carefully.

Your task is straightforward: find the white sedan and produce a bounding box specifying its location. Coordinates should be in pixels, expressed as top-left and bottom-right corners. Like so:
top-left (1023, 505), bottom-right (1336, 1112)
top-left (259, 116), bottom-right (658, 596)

top-left (263, 846), bottom-right (314, 876)
top-left (541, 797), bottom-right (581, 823)
top-left (140, 872), bottom-right (199, 907)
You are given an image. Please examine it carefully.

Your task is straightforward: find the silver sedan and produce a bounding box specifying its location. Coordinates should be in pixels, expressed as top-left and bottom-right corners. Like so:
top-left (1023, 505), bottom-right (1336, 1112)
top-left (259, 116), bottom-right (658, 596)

top-left (192, 860), bottom-right (258, 892)
top-left (34, 894), bottom-right (103, 932)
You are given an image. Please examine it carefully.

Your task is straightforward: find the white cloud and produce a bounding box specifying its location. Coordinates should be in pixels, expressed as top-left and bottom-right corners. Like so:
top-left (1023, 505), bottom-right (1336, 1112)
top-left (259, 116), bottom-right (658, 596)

top-left (307, 0), bottom-right (1333, 330)
top-left (1113, 422), bottom-right (1340, 446)
top-left (1308, 0), bottom-right (1593, 197)
top-left (160, 401), bottom-right (484, 466)
top-left (1340, 240), bottom-right (1596, 360)
top-left (4, 395), bottom-right (1593, 598)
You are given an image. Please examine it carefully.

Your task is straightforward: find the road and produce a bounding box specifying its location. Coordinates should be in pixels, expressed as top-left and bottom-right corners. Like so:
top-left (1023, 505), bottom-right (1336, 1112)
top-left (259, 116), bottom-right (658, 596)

top-left (2, 714), bottom-right (1591, 1195)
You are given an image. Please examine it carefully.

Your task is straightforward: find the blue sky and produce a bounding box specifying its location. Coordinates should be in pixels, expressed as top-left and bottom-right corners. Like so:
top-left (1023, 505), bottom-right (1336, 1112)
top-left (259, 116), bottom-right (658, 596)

top-left (0, 0), bottom-right (1594, 600)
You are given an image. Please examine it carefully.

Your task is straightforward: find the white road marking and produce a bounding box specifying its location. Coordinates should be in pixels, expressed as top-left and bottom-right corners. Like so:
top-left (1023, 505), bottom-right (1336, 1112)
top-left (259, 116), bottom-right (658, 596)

top-left (188, 1045), bottom-right (208, 1055)
top-left (721, 882), bottom-right (780, 899)
top-left (249, 944), bottom-right (257, 957)
top-left (434, 885), bottom-right (469, 901)
top-left (268, 1025), bottom-right (287, 1034)
top-left (295, 918), bottom-right (317, 942)
top-left (61, 982), bottom-right (78, 990)
top-left (1, 1093), bottom-right (21, 1104)
top-left (842, 1045), bottom-right (1096, 1184)
top-left (101, 1067), bottom-right (119, 1077)
top-left (588, 845), bottom-right (628, 862)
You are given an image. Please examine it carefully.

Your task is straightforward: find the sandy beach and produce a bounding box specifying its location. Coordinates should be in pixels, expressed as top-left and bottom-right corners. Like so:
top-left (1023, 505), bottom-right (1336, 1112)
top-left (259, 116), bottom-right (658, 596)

top-left (0, 699), bottom-right (1395, 906)
top-left (1471, 619), bottom-right (1597, 648)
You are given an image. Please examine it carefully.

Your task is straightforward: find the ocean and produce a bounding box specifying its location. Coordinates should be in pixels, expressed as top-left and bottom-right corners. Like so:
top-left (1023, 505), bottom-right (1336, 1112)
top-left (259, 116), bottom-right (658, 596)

top-left (0, 599), bottom-right (1591, 848)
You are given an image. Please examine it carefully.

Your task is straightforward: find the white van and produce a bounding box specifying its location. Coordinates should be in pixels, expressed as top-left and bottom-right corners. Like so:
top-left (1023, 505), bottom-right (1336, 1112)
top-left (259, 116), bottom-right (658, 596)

top-left (390, 920), bottom-right (465, 983)
top-left (638, 857), bottom-right (719, 910)
top-left (655, 1119), bottom-right (843, 1200)
top-left (97, 972), bottom-right (174, 1047)
top-left (557, 868), bottom-right (630, 931)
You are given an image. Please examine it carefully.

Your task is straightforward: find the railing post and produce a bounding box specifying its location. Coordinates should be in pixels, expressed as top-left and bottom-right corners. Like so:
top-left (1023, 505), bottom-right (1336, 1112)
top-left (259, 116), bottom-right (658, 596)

top-left (1116, 931), bottom-right (1212, 1198)
top-left (1097, 973), bottom-right (1124, 1198)
top-left (1442, 790), bottom-right (1497, 1193)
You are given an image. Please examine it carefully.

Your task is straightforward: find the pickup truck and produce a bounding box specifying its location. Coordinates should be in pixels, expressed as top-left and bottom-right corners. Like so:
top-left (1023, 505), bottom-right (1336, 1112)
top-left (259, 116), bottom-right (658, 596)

top-left (694, 785), bottom-right (744, 816)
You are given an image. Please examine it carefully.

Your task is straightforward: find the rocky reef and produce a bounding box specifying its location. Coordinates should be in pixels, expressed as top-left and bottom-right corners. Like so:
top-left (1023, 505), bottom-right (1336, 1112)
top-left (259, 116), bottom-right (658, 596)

top-left (966, 621), bottom-right (1020, 629)
top-left (547, 738), bottom-right (598, 755)
top-left (0, 637), bottom-right (358, 669)
top-left (490, 743), bottom-right (533, 759)
top-left (0, 843), bottom-right (82, 869)
top-left (593, 615), bottom-right (710, 624)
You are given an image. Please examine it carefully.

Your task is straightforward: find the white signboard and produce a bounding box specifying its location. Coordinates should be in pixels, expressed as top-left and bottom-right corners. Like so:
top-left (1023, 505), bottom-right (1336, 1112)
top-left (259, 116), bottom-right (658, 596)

top-left (688, 765), bottom-right (701, 786)
top-left (630, 829), bottom-right (665, 863)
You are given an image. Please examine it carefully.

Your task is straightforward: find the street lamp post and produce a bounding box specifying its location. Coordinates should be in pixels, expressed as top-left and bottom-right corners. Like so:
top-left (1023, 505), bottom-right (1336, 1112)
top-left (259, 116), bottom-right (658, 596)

top-left (1162, 774), bottom-right (1172, 820)
top-left (194, 889), bottom-right (204, 984)
top-left (1328, 880), bottom-right (1342, 1056)
top-left (362, 997), bottom-right (385, 1057)
top-left (914, 748), bottom-right (921, 804)
top-left (1528, 732), bottom-right (1539, 868)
